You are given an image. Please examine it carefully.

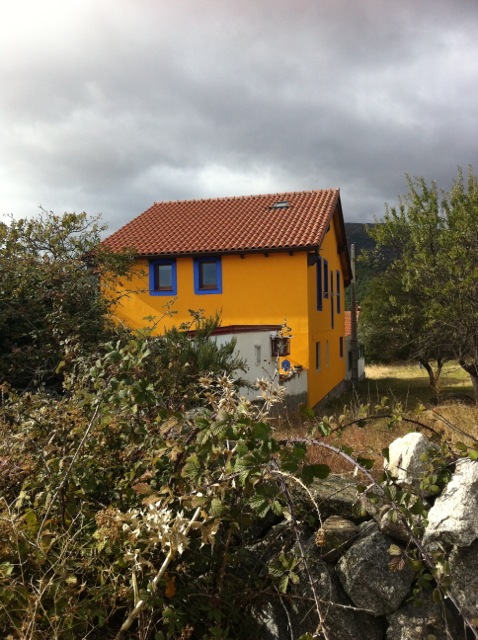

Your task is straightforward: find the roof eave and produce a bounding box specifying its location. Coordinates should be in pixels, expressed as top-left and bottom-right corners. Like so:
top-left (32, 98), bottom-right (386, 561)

top-left (332, 195), bottom-right (352, 287)
top-left (136, 244), bottom-right (323, 260)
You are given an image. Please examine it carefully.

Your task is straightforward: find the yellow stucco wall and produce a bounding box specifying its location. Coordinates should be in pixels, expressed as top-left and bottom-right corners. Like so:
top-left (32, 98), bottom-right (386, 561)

top-left (114, 252), bottom-right (310, 364)
top-left (306, 220), bottom-right (347, 404)
top-left (111, 219), bottom-right (346, 407)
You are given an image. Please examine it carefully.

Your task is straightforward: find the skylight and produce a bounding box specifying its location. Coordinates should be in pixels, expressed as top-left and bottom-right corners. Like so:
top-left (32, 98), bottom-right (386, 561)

top-left (270, 200), bottom-right (289, 209)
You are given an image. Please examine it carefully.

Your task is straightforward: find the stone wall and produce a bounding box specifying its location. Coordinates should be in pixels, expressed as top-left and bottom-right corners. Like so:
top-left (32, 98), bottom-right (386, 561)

top-left (248, 433), bottom-right (478, 639)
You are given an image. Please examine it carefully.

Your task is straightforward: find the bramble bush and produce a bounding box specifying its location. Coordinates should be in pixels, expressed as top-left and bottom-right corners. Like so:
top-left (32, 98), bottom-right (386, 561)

top-left (1, 211), bottom-right (478, 639)
top-left (2, 341), bottom-right (478, 638)
top-left (0, 328), bottom-right (331, 639)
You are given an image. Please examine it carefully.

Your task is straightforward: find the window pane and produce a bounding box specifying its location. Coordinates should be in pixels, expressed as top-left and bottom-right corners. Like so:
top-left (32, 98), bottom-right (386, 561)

top-left (156, 264), bottom-right (173, 290)
top-left (194, 257), bottom-right (222, 294)
top-left (200, 261), bottom-right (217, 289)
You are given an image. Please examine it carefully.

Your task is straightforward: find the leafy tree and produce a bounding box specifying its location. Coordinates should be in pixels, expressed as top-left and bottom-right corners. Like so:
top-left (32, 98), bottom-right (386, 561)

top-left (361, 167), bottom-right (478, 400)
top-left (360, 275), bottom-right (416, 362)
top-left (438, 170), bottom-right (478, 395)
top-left (0, 209), bottom-right (133, 390)
top-left (360, 272), bottom-right (449, 400)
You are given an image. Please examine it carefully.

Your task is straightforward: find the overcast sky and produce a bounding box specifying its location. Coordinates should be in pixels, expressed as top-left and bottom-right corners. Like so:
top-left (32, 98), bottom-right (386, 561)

top-left (1, 0), bottom-right (477, 231)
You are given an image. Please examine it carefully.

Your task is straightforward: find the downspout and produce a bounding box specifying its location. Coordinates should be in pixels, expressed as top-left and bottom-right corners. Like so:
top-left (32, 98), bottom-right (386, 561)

top-left (350, 243), bottom-right (359, 389)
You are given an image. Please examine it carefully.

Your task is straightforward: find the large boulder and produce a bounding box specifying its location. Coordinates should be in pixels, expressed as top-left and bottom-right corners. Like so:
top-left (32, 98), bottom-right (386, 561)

top-left (306, 475), bottom-right (365, 520)
top-left (386, 591), bottom-right (466, 640)
top-left (384, 432), bottom-right (436, 491)
top-left (379, 506), bottom-right (412, 543)
top-left (448, 540), bottom-right (478, 621)
top-left (423, 458), bottom-right (478, 547)
top-left (252, 535), bottom-right (386, 640)
top-left (336, 529), bottom-right (415, 615)
top-left (315, 515), bottom-right (358, 562)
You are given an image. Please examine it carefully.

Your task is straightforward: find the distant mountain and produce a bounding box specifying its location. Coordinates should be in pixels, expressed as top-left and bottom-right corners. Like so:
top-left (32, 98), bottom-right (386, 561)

top-left (344, 222), bottom-right (377, 307)
top-left (344, 222), bottom-right (376, 255)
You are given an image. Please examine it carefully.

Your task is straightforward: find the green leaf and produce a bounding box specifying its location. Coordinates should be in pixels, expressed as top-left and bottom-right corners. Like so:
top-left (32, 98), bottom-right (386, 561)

top-left (432, 588), bottom-right (442, 604)
top-left (410, 500), bottom-right (426, 516)
top-left (22, 509), bottom-right (38, 531)
top-left (357, 456), bottom-right (375, 470)
top-left (317, 421), bottom-right (331, 436)
top-left (279, 574), bottom-right (289, 593)
top-left (289, 571), bottom-right (300, 585)
top-left (301, 464), bottom-right (330, 484)
top-left (251, 422), bottom-right (270, 440)
top-left (209, 498), bottom-right (224, 517)
top-left (271, 500), bottom-right (283, 516)
top-left (181, 453), bottom-right (201, 479)
top-left (0, 563), bottom-right (13, 578)
top-left (234, 457), bottom-right (258, 486)
top-left (292, 443), bottom-right (307, 460)
top-left (300, 405), bottom-right (315, 418)
top-left (411, 559), bottom-right (423, 571)
top-left (268, 565), bottom-right (283, 579)
top-left (251, 501), bottom-right (270, 518)
top-left (55, 359), bottom-right (66, 374)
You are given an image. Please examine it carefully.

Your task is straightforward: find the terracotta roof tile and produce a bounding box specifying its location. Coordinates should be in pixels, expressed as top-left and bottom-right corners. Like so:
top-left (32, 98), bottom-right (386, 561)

top-left (104, 189), bottom-right (341, 256)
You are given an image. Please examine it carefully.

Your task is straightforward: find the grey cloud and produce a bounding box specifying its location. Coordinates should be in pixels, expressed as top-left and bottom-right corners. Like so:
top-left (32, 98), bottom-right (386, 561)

top-left (1, 0), bottom-right (477, 229)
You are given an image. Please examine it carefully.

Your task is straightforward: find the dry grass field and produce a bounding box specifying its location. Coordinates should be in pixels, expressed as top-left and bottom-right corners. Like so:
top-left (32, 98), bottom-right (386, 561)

top-left (276, 362), bottom-right (478, 476)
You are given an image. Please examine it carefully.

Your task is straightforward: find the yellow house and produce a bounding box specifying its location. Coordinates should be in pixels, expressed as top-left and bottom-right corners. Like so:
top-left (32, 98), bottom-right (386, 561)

top-left (104, 189), bottom-right (352, 409)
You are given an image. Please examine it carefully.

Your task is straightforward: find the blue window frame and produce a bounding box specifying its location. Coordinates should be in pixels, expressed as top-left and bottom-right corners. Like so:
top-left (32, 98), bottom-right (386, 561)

top-left (323, 259), bottom-right (329, 298)
top-left (330, 271), bottom-right (334, 329)
top-left (336, 271), bottom-right (341, 313)
top-left (316, 259), bottom-right (322, 310)
top-left (194, 257), bottom-right (222, 294)
top-left (149, 259), bottom-right (177, 296)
